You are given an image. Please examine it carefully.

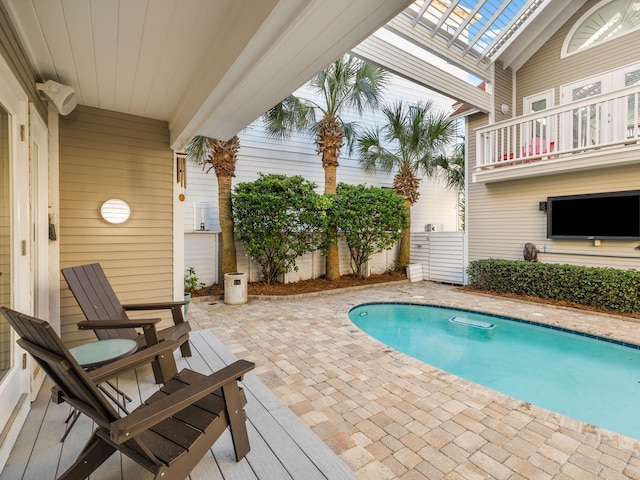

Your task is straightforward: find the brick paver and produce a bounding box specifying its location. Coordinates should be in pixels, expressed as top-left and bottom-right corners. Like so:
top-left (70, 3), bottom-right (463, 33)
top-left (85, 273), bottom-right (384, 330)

top-left (188, 281), bottom-right (640, 478)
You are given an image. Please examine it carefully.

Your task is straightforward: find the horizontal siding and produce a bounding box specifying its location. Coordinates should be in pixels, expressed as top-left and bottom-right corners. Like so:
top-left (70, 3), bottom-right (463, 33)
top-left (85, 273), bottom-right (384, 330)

top-left (469, 7), bottom-right (640, 274)
top-left (0, 3), bottom-right (47, 121)
top-left (516, 0), bottom-right (640, 112)
top-left (182, 72), bottom-right (461, 281)
top-left (409, 232), bottom-right (464, 285)
top-left (59, 105), bottom-right (174, 346)
top-left (182, 72), bottom-right (460, 234)
top-left (467, 163), bottom-right (640, 270)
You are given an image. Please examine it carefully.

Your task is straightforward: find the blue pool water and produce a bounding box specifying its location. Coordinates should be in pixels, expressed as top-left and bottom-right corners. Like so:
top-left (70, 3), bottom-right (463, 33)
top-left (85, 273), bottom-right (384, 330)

top-left (349, 303), bottom-right (640, 440)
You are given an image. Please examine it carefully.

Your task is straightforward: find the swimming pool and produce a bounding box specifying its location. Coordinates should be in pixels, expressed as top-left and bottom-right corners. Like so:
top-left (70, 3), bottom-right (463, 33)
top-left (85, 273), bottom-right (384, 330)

top-left (349, 302), bottom-right (640, 440)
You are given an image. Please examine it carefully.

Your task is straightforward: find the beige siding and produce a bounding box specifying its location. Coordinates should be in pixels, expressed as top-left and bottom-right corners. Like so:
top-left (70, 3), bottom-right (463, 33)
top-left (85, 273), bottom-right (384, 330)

top-left (516, 0), bottom-right (640, 112)
top-left (0, 3), bottom-right (47, 121)
top-left (467, 1), bottom-right (640, 274)
top-left (59, 106), bottom-right (174, 346)
top-left (493, 61), bottom-right (513, 123)
top-left (468, 163), bottom-right (640, 270)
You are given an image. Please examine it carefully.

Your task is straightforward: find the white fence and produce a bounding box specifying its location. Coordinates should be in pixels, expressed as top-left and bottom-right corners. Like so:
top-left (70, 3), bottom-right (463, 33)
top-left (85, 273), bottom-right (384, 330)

top-left (184, 234), bottom-right (401, 285)
top-left (185, 230), bottom-right (466, 286)
top-left (409, 231), bottom-right (465, 284)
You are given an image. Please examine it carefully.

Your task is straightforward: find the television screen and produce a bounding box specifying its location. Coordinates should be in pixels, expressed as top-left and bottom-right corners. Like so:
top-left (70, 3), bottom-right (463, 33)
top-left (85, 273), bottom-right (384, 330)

top-left (547, 190), bottom-right (640, 239)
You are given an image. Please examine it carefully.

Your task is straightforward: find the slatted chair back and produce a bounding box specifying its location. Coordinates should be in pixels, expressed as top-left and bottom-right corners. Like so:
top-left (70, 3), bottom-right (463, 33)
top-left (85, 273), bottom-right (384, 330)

top-left (61, 263), bottom-right (138, 342)
top-left (0, 307), bottom-right (119, 428)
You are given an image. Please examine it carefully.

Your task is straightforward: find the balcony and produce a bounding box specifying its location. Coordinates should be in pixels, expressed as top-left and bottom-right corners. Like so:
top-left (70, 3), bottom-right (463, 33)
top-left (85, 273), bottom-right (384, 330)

top-left (474, 84), bottom-right (640, 183)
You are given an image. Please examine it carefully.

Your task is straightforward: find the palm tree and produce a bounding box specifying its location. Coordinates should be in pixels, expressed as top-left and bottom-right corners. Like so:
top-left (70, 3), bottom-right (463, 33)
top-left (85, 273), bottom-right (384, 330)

top-left (185, 135), bottom-right (240, 275)
top-left (437, 141), bottom-right (465, 230)
top-left (262, 54), bottom-right (388, 281)
top-left (357, 100), bottom-right (455, 268)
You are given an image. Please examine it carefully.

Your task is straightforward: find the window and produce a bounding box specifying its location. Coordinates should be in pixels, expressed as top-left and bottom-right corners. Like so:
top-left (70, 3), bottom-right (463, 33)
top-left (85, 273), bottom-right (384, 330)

top-left (562, 0), bottom-right (640, 58)
top-left (523, 89), bottom-right (555, 153)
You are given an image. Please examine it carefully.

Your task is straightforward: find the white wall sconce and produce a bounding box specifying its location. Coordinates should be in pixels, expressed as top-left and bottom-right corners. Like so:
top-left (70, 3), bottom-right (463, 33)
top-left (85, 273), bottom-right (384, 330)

top-left (500, 104), bottom-right (510, 114)
top-left (100, 199), bottom-right (130, 224)
top-left (36, 80), bottom-right (78, 115)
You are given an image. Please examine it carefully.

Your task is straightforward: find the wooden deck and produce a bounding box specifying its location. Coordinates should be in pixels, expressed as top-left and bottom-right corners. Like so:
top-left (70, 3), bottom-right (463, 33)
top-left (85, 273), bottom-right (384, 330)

top-left (1, 329), bottom-right (358, 480)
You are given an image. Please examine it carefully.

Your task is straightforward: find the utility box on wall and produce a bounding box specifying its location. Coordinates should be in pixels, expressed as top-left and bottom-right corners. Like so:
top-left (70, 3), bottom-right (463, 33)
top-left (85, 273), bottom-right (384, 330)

top-left (194, 202), bottom-right (211, 231)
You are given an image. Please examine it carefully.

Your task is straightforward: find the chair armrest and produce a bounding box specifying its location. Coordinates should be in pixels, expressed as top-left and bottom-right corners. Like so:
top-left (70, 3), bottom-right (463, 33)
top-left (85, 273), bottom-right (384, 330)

top-left (78, 318), bottom-right (164, 351)
top-left (110, 360), bottom-right (255, 444)
top-left (122, 301), bottom-right (188, 310)
top-left (87, 340), bottom-right (179, 384)
top-left (122, 302), bottom-right (189, 328)
top-left (78, 318), bottom-right (162, 330)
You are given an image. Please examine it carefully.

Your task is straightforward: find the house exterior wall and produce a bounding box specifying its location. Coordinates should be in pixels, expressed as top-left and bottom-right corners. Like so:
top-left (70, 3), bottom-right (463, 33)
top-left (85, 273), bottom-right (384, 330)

top-left (515, 0), bottom-right (640, 112)
top-left (182, 74), bottom-right (461, 283)
top-left (467, 0), bottom-right (640, 272)
top-left (59, 106), bottom-right (175, 346)
top-left (493, 61), bottom-right (513, 124)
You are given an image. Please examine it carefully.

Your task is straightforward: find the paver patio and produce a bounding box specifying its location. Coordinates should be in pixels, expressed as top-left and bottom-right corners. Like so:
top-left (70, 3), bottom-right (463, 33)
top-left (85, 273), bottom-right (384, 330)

top-left (4, 280), bottom-right (640, 479)
top-left (188, 280), bottom-right (640, 479)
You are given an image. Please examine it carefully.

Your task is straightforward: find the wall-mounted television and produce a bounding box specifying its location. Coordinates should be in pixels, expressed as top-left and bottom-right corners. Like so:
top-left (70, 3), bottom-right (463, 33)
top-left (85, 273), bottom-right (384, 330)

top-left (547, 190), bottom-right (640, 240)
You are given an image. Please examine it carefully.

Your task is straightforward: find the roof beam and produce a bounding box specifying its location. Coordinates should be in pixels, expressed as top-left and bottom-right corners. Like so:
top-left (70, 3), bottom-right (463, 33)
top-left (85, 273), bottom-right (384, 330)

top-left (383, 12), bottom-right (491, 81)
top-left (351, 35), bottom-right (491, 113)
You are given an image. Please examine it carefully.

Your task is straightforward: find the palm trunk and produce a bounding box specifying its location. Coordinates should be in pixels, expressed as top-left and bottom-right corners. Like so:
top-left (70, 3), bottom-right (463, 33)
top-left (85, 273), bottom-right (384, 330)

top-left (218, 174), bottom-right (237, 274)
top-left (397, 198), bottom-right (412, 268)
top-left (324, 163), bottom-right (340, 281)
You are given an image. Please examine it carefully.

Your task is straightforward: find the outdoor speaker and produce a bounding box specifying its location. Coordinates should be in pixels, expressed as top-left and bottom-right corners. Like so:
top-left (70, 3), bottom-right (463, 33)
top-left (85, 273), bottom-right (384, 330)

top-left (36, 80), bottom-right (78, 115)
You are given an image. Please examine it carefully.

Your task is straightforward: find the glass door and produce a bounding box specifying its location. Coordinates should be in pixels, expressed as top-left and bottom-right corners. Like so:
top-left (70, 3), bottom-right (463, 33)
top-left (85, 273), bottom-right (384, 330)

top-left (523, 90), bottom-right (555, 155)
top-left (0, 56), bottom-right (32, 471)
top-left (561, 62), bottom-right (640, 147)
top-left (0, 104), bottom-right (11, 381)
top-left (622, 68), bottom-right (640, 140)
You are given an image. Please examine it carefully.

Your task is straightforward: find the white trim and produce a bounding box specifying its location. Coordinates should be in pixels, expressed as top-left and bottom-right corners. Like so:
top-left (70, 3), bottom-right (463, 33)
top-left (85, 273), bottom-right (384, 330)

top-left (561, 0), bottom-right (640, 59)
top-left (28, 104), bottom-right (48, 399)
top-left (173, 152), bottom-right (185, 300)
top-left (523, 88), bottom-right (555, 114)
top-left (0, 50), bottom-right (31, 475)
top-left (47, 105), bottom-right (60, 334)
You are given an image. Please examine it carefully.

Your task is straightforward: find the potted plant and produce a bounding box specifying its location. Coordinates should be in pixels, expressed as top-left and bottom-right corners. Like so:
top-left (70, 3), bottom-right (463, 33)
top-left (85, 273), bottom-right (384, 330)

top-left (184, 266), bottom-right (205, 313)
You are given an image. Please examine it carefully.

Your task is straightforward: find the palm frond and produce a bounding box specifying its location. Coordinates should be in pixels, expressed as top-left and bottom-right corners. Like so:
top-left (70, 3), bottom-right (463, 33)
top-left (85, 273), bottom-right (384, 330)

top-left (341, 121), bottom-right (359, 156)
top-left (263, 95), bottom-right (315, 141)
top-left (436, 142), bottom-right (465, 191)
top-left (357, 100), bottom-right (455, 182)
top-left (185, 135), bottom-right (211, 165)
top-left (357, 128), bottom-right (398, 174)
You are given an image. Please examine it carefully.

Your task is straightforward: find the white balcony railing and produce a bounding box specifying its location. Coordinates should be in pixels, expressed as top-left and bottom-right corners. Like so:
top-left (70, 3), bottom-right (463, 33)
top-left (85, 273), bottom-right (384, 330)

top-left (476, 84), bottom-right (640, 173)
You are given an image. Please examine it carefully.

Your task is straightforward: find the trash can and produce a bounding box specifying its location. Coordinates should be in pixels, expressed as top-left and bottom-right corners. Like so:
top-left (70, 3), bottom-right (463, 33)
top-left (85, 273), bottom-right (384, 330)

top-left (224, 272), bottom-right (248, 305)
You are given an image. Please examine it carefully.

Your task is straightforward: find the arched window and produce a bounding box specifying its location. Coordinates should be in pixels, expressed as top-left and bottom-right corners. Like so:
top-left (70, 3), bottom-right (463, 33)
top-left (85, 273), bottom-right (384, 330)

top-left (562, 0), bottom-right (640, 58)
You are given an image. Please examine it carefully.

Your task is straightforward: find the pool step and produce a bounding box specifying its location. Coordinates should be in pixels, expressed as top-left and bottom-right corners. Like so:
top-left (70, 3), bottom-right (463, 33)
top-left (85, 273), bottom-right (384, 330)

top-left (449, 316), bottom-right (495, 330)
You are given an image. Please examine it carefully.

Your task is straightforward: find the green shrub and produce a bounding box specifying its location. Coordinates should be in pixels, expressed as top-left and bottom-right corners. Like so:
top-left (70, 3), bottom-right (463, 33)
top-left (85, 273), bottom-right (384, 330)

top-left (232, 174), bottom-right (328, 284)
top-left (330, 183), bottom-right (408, 278)
top-left (467, 259), bottom-right (640, 313)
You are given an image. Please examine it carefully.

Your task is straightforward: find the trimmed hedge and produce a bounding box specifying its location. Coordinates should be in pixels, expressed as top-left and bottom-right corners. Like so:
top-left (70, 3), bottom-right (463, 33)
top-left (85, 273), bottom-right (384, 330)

top-left (467, 259), bottom-right (640, 314)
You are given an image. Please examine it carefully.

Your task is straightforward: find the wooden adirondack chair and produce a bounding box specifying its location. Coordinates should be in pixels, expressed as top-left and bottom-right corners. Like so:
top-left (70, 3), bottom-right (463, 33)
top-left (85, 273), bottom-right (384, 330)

top-left (1, 307), bottom-right (255, 480)
top-left (62, 263), bottom-right (192, 383)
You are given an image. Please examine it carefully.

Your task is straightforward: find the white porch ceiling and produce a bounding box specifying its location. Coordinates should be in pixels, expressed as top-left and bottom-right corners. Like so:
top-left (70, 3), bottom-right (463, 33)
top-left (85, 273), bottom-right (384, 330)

top-left (3, 0), bottom-right (413, 149)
